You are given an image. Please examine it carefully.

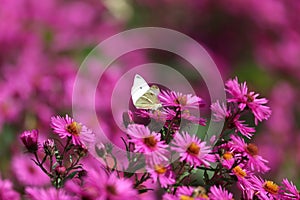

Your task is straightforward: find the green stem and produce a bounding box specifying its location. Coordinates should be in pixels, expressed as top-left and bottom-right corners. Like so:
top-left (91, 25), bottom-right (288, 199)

top-left (34, 152), bottom-right (53, 178)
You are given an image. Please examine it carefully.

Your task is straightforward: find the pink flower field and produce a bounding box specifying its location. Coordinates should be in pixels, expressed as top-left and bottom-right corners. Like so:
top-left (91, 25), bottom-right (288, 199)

top-left (1, 0), bottom-right (300, 199)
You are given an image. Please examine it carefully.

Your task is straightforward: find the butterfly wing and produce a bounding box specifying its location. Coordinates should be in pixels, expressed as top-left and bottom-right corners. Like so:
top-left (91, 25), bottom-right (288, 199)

top-left (131, 74), bottom-right (150, 104)
top-left (149, 85), bottom-right (160, 95)
top-left (134, 85), bottom-right (162, 110)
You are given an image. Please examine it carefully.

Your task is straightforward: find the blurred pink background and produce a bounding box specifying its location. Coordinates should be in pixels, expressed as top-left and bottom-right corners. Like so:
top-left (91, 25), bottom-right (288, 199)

top-left (0, 0), bottom-right (299, 191)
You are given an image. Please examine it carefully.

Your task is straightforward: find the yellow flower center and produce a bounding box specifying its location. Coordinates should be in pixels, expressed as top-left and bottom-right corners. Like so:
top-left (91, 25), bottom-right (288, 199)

top-left (187, 142), bottom-right (200, 155)
top-left (246, 143), bottom-right (258, 156)
top-left (198, 194), bottom-right (209, 199)
top-left (154, 165), bottom-right (167, 174)
top-left (223, 152), bottom-right (233, 160)
top-left (263, 181), bottom-right (279, 194)
top-left (180, 195), bottom-right (194, 200)
top-left (66, 122), bottom-right (81, 136)
top-left (180, 194), bottom-right (208, 200)
top-left (143, 136), bottom-right (157, 148)
top-left (232, 166), bottom-right (247, 178)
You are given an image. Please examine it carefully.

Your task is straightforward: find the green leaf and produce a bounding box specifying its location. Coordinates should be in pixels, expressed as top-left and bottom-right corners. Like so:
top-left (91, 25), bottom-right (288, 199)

top-left (65, 171), bottom-right (79, 181)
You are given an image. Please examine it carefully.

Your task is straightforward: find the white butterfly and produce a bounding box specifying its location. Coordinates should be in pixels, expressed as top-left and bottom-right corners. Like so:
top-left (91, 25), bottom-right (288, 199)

top-left (131, 74), bottom-right (162, 110)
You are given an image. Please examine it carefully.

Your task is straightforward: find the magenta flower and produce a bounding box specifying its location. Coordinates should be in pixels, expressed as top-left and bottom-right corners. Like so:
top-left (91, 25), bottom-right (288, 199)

top-left (209, 185), bottom-right (234, 200)
top-left (163, 108), bottom-right (206, 126)
top-left (139, 110), bottom-right (168, 131)
top-left (211, 101), bottom-right (255, 138)
top-left (225, 77), bottom-right (248, 108)
top-left (176, 186), bottom-right (196, 198)
top-left (12, 154), bottom-right (49, 186)
top-left (219, 151), bottom-right (235, 169)
top-left (26, 187), bottom-right (75, 200)
top-left (0, 176), bottom-right (20, 200)
top-left (250, 175), bottom-right (280, 200)
top-left (226, 77), bottom-right (271, 124)
top-left (232, 115), bottom-right (256, 139)
top-left (158, 90), bottom-right (205, 109)
top-left (140, 110), bottom-right (167, 123)
top-left (281, 178), bottom-right (300, 200)
top-left (230, 165), bottom-right (253, 198)
top-left (127, 124), bottom-right (168, 164)
top-left (162, 193), bottom-right (177, 200)
top-left (50, 114), bottom-right (94, 146)
top-left (127, 110), bottom-right (151, 126)
top-left (84, 169), bottom-right (138, 200)
top-left (146, 161), bottom-right (175, 188)
top-left (20, 129), bottom-right (39, 153)
top-left (172, 132), bottom-right (215, 167)
top-left (230, 135), bottom-right (270, 173)
top-left (176, 186), bottom-right (208, 199)
top-left (247, 96), bottom-right (272, 125)
top-left (211, 101), bottom-right (230, 122)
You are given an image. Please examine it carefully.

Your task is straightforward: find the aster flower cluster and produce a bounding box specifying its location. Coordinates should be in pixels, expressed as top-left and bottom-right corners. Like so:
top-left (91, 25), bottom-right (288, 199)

top-left (20, 115), bottom-right (140, 199)
top-left (119, 77), bottom-right (298, 199)
top-left (17, 78), bottom-right (300, 199)
top-left (20, 115), bottom-right (93, 189)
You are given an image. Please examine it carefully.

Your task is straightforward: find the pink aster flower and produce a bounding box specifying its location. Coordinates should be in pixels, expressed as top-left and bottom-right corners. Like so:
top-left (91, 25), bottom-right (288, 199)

top-left (219, 151), bottom-right (235, 169)
top-left (226, 77), bottom-right (271, 124)
top-left (171, 131), bottom-right (215, 167)
top-left (0, 176), bottom-right (20, 200)
top-left (127, 124), bottom-right (168, 164)
top-left (20, 129), bottom-right (39, 153)
top-left (247, 95), bottom-right (272, 125)
top-left (250, 175), bottom-right (280, 200)
top-left (139, 110), bottom-right (168, 131)
top-left (232, 115), bottom-right (256, 139)
top-left (211, 101), bottom-right (230, 122)
top-left (25, 187), bottom-right (75, 200)
top-left (211, 102), bottom-right (255, 138)
top-left (230, 165), bottom-right (253, 198)
top-left (140, 110), bottom-right (167, 123)
top-left (158, 90), bottom-right (205, 109)
top-left (162, 193), bottom-right (176, 200)
top-left (281, 178), bottom-right (300, 200)
top-left (84, 169), bottom-right (138, 200)
top-left (12, 154), bottom-right (49, 186)
top-left (127, 110), bottom-right (151, 126)
top-left (50, 114), bottom-right (94, 146)
top-left (225, 77), bottom-right (248, 107)
top-left (146, 161), bottom-right (175, 188)
top-left (176, 186), bottom-right (196, 198)
top-left (209, 185), bottom-right (234, 200)
top-left (229, 135), bottom-right (270, 173)
top-left (163, 108), bottom-right (206, 126)
top-left (176, 186), bottom-right (208, 199)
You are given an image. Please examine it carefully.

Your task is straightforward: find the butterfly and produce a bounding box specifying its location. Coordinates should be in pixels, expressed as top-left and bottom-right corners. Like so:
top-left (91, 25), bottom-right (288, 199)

top-left (131, 74), bottom-right (162, 110)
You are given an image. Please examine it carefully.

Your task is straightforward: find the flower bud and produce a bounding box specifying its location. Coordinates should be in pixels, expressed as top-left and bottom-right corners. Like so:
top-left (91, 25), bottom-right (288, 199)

top-left (43, 139), bottom-right (55, 156)
top-left (55, 166), bottom-right (66, 176)
top-left (75, 145), bottom-right (88, 157)
top-left (20, 130), bottom-right (39, 153)
top-left (95, 142), bottom-right (106, 158)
